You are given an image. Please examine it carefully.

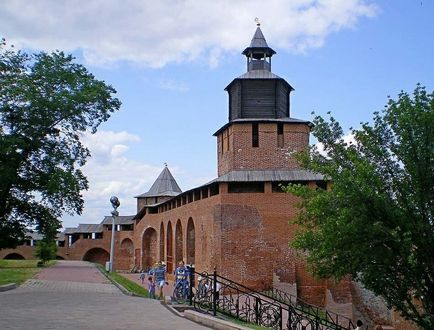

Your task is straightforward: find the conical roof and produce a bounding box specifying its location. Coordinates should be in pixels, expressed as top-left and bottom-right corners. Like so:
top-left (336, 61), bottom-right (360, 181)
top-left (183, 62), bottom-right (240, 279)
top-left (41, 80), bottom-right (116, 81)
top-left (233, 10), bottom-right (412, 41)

top-left (249, 26), bottom-right (268, 48)
top-left (135, 166), bottom-right (182, 198)
top-left (242, 25), bottom-right (276, 57)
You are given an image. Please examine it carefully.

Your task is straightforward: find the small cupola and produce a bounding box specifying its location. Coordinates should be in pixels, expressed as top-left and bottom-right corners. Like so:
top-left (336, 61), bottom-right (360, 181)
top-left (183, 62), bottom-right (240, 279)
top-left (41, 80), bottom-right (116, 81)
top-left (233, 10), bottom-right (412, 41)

top-left (242, 22), bottom-right (276, 72)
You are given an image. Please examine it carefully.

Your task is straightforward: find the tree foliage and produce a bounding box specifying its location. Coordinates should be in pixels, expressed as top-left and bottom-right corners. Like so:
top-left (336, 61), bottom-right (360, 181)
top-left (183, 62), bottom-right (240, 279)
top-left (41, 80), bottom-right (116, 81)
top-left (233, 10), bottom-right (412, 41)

top-left (35, 240), bottom-right (57, 264)
top-left (0, 40), bottom-right (121, 249)
top-left (286, 85), bottom-right (434, 328)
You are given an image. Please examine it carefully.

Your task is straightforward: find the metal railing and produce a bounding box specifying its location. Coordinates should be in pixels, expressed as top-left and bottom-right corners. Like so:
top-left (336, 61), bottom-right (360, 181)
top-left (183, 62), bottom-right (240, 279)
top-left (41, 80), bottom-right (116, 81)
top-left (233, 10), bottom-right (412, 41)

top-left (187, 267), bottom-right (358, 330)
top-left (262, 287), bottom-right (356, 329)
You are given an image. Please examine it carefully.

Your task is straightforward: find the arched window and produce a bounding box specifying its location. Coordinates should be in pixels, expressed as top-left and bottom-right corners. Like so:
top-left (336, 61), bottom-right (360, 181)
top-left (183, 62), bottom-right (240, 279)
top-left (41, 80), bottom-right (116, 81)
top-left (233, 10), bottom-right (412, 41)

top-left (166, 222), bottom-right (173, 273)
top-left (186, 217), bottom-right (195, 265)
top-left (159, 222), bottom-right (165, 262)
top-left (142, 228), bottom-right (157, 271)
top-left (175, 219), bottom-right (183, 265)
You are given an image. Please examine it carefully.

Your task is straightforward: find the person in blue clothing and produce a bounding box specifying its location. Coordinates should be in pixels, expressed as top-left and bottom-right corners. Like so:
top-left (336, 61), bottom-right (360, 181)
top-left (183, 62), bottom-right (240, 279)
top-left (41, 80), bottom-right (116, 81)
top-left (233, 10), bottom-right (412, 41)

top-left (152, 261), bottom-right (167, 300)
top-left (173, 260), bottom-right (190, 301)
top-left (174, 260), bottom-right (189, 280)
top-left (138, 270), bottom-right (145, 284)
top-left (147, 276), bottom-right (156, 299)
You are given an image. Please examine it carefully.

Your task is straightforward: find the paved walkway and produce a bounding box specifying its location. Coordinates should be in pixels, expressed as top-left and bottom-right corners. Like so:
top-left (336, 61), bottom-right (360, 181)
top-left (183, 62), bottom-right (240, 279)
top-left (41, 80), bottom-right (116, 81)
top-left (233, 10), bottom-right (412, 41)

top-left (0, 261), bottom-right (210, 330)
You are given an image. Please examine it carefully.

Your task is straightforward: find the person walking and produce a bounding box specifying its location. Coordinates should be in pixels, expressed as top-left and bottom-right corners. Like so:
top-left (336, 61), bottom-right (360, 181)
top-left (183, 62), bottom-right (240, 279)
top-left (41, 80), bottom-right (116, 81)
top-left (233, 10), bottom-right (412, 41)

top-left (153, 261), bottom-right (167, 300)
top-left (147, 276), bottom-right (156, 299)
top-left (138, 270), bottom-right (145, 284)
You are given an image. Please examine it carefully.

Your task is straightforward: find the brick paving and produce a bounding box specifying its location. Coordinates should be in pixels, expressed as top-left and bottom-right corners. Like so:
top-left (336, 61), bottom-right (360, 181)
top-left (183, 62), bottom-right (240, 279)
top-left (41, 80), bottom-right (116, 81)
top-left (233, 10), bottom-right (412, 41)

top-left (0, 260), bottom-right (210, 330)
top-left (35, 260), bottom-right (111, 283)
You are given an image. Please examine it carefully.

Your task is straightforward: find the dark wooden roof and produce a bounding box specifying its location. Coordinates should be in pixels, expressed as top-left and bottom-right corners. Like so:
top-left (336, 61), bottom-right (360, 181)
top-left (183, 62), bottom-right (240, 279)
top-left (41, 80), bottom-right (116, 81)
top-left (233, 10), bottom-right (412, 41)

top-left (64, 224), bottom-right (103, 234)
top-left (64, 227), bottom-right (79, 234)
top-left (135, 166), bottom-right (182, 198)
top-left (214, 117), bottom-right (312, 136)
top-left (237, 70), bottom-right (281, 79)
top-left (206, 169), bottom-right (325, 183)
top-left (242, 26), bottom-right (276, 57)
top-left (101, 215), bottom-right (135, 225)
top-left (225, 70), bottom-right (294, 92)
top-left (25, 231), bottom-right (43, 240)
top-left (77, 224), bottom-right (104, 233)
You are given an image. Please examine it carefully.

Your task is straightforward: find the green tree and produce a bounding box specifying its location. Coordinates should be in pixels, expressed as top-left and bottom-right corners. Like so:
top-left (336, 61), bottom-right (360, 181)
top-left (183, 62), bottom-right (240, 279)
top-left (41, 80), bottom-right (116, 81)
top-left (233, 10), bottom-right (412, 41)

top-left (286, 85), bottom-right (434, 328)
top-left (34, 216), bottom-right (60, 263)
top-left (0, 40), bottom-right (121, 249)
top-left (35, 240), bottom-right (57, 264)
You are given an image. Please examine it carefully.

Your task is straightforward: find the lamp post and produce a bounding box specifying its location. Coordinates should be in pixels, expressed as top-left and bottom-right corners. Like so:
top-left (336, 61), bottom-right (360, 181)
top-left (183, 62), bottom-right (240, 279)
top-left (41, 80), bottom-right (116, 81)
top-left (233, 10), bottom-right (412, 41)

top-left (109, 196), bottom-right (120, 272)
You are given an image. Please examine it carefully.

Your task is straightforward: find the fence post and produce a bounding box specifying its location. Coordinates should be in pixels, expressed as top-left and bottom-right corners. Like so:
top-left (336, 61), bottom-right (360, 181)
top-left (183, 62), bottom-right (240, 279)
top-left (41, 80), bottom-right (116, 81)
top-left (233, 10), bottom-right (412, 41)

top-left (213, 267), bottom-right (217, 316)
top-left (189, 264), bottom-right (195, 306)
top-left (255, 297), bottom-right (260, 325)
top-left (279, 305), bottom-right (283, 330)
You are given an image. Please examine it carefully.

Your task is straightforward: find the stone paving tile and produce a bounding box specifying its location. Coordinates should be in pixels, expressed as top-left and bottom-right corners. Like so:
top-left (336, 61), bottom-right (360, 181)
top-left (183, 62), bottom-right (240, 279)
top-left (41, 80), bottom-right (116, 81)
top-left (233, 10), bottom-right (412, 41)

top-left (0, 260), bottom-right (210, 329)
top-left (20, 279), bottom-right (120, 294)
top-left (0, 290), bottom-right (210, 330)
top-left (35, 260), bottom-right (110, 283)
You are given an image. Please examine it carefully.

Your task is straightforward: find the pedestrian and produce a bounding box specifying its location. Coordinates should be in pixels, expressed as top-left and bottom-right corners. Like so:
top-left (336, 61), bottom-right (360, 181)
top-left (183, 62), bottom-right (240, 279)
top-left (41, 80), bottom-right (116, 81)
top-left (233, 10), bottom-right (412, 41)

top-left (153, 261), bottom-right (167, 300)
top-left (138, 270), bottom-right (145, 284)
top-left (147, 276), bottom-right (155, 299)
top-left (355, 320), bottom-right (364, 330)
top-left (174, 260), bottom-right (189, 282)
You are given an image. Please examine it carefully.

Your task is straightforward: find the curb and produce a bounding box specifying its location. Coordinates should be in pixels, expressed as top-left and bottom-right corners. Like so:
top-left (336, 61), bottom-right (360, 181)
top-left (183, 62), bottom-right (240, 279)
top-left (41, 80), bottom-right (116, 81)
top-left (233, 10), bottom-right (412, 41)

top-left (0, 283), bottom-right (17, 292)
top-left (184, 310), bottom-right (251, 330)
top-left (96, 266), bottom-right (136, 297)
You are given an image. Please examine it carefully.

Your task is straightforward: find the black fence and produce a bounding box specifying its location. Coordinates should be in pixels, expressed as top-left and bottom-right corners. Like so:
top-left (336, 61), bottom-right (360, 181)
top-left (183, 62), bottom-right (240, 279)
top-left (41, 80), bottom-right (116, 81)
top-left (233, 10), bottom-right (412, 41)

top-left (187, 267), bottom-right (357, 330)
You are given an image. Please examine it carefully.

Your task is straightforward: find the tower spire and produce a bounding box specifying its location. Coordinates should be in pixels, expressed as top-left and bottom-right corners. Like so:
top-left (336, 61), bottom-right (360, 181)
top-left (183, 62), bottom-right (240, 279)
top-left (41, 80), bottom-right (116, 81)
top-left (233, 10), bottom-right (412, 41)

top-left (242, 21), bottom-right (276, 71)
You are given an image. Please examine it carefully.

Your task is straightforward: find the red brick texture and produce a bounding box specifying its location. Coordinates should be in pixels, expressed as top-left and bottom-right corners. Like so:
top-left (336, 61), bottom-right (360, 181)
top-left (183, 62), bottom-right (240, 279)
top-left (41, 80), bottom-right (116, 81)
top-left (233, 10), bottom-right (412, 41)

top-left (217, 123), bottom-right (310, 176)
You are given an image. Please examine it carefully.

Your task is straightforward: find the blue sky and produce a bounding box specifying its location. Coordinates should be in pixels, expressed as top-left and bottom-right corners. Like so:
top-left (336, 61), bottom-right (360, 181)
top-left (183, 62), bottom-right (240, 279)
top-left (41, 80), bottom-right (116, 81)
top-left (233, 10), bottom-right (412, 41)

top-left (1, 1), bottom-right (433, 228)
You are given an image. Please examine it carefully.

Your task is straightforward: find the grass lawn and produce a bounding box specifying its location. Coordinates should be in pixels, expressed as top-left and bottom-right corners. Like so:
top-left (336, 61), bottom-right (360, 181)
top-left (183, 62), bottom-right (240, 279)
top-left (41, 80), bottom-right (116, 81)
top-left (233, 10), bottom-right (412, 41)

top-left (0, 259), bottom-right (55, 286)
top-left (99, 267), bottom-right (149, 298)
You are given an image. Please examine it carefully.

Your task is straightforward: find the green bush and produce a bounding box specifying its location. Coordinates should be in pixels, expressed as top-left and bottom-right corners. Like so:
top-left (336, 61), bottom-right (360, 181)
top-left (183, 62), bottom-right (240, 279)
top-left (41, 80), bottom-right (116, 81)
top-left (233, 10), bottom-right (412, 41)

top-left (35, 240), bottom-right (57, 264)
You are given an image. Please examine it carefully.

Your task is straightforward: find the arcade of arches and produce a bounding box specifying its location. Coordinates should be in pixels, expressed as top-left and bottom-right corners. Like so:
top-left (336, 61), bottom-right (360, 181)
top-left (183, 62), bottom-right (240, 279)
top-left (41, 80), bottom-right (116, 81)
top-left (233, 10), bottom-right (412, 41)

top-left (140, 219), bottom-right (195, 273)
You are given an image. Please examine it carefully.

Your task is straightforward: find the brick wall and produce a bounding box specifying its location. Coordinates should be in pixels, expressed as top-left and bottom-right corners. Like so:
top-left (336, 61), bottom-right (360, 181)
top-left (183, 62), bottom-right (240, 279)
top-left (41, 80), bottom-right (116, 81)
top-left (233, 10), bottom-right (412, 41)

top-left (217, 122), bottom-right (310, 176)
top-left (131, 180), bottom-right (355, 315)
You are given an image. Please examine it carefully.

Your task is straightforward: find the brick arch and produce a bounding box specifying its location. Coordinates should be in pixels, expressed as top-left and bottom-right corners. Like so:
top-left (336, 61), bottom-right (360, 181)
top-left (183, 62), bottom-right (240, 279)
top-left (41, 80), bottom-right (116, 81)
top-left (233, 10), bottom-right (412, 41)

top-left (159, 222), bottom-right (165, 262)
top-left (3, 253), bottom-right (25, 260)
top-left (119, 238), bottom-right (134, 271)
top-left (186, 217), bottom-right (195, 265)
top-left (175, 219), bottom-right (183, 265)
top-left (83, 248), bottom-right (109, 266)
top-left (166, 222), bottom-right (173, 273)
top-left (121, 238), bottom-right (134, 256)
top-left (142, 228), bottom-right (157, 271)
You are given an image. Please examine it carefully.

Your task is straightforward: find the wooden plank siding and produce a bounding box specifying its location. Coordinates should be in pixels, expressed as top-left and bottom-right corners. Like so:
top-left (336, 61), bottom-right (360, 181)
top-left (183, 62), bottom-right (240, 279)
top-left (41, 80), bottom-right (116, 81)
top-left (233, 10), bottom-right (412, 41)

top-left (241, 80), bottom-right (276, 118)
top-left (228, 79), bottom-right (290, 120)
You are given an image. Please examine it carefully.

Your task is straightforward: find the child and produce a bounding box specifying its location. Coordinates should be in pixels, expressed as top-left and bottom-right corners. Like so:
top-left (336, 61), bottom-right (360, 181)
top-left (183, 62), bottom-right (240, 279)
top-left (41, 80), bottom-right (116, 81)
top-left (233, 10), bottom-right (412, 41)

top-left (138, 270), bottom-right (145, 284)
top-left (147, 276), bottom-right (156, 299)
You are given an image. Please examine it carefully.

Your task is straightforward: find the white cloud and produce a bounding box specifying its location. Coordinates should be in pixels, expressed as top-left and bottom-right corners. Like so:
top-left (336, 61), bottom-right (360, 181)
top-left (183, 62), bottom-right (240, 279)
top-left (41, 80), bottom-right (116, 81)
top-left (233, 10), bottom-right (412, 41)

top-left (62, 130), bottom-right (163, 228)
top-left (158, 79), bottom-right (190, 92)
top-left (315, 131), bottom-right (357, 156)
top-left (1, 0), bottom-right (378, 68)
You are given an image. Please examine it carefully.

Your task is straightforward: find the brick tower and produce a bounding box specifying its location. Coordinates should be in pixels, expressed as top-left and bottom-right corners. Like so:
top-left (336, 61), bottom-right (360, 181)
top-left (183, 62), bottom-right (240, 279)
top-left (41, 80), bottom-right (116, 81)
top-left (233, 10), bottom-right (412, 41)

top-left (215, 23), bottom-right (311, 176)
